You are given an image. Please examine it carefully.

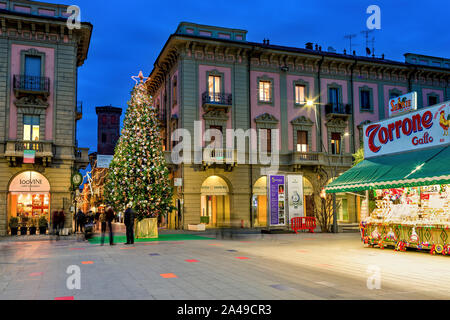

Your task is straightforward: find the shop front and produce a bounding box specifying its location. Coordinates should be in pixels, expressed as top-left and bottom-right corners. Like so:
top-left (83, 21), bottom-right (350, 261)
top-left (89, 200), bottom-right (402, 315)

top-left (8, 171), bottom-right (51, 235)
top-left (200, 176), bottom-right (231, 228)
top-left (326, 100), bottom-right (450, 254)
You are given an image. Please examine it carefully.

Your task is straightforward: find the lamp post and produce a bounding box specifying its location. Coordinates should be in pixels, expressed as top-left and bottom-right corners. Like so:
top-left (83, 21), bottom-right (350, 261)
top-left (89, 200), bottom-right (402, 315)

top-left (307, 99), bottom-right (347, 233)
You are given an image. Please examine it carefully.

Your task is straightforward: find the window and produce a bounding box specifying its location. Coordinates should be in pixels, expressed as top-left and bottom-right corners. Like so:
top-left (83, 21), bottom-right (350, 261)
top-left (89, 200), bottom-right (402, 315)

top-left (172, 76), bottom-right (177, 105)
top-left (208, 75), bottom-right (221, 102)
top-left (329, 87), bottom-right (340, 109)
top-left (259, 80), bottom-right (272, 102)
top-left (360, 90), bottom-right (371, 110)
top-left (296, 130), bottom-right (308, 152)
top-left (111, 115), bottom-right (116, 125)
top-left (23, 115), bottom-right (39, 141)
top-left (389, 91), bottom-right (400, 99)
top-left (260, 128), bottom-right (272, 153)
top-left (428, 95), bottom-right (438, 106)
top-left (101, 133), bottom-right (107, 143)
top-left (24, 55), bottom-right (41, 77)
top-left (330, 132), bottom-right (341, 155)
top-left (209, 125), bottom-right (222, 147)
top-left (295, 85), bottom-right (305, 105)
top-left (102, 115), bottom-right (107, 125)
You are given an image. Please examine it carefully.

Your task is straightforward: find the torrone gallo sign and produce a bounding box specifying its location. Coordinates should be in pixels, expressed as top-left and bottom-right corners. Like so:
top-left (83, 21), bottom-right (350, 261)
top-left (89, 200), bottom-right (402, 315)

top-left (363, 102), bottom-right (450, 158)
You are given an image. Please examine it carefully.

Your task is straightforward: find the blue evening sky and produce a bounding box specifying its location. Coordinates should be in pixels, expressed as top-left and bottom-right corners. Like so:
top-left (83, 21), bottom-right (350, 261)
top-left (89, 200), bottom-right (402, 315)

top-left (44, 0), bottom-right (449, 156)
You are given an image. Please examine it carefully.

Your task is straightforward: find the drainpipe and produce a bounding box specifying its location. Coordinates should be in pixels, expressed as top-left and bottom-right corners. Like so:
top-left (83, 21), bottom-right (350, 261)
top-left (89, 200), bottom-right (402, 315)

top-left (317, 56), bottom-right (325, 152)
top-left (248, 47), bottom-right (254, 229)
top-left (349, 59), bottom-right (357, 154)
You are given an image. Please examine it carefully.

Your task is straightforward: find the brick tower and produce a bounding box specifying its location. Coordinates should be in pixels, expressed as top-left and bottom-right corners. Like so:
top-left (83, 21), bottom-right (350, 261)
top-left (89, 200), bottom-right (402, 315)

top-left (96, 106), bottom-right (122, 155)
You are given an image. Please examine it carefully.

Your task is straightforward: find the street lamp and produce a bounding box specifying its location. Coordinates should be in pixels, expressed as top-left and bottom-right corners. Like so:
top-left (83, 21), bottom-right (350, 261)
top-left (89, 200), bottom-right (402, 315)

top-left (306, 99), bottom-right (340, 233)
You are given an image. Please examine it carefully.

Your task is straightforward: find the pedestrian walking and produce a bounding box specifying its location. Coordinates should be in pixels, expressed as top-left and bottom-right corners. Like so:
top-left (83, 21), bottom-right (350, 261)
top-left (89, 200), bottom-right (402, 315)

top-left (105, 207), bottom-right (115, 245)
top-left (76, 209), bottom-right (85, 233)
top-left (59, 210), bottom-right (65, 235)
top-left (99, 209), bottom-right (107, 245)
top-left (52, 210), bottom-right (60, 240)
top-left (124, 203), bottom-right (135, 245)
top-left (95, 210), bottom-right (100, 231)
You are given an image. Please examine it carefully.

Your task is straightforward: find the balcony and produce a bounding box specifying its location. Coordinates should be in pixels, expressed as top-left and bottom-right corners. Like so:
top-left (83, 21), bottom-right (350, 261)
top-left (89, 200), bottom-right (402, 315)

top-left (13, 75), bottom-right (50, 98)
top-left (5, 140), bottom-right (53, 166)
top-left (76, 101), bottom-right (83, 120)
top-left (75, 147), bottom-right (90, 169)
top-left (291, 151), bottom-right (353, 169)
top-left (202, 92), bottom-right (232, 113)
top-left (325, 103), bottom-right (352, 119)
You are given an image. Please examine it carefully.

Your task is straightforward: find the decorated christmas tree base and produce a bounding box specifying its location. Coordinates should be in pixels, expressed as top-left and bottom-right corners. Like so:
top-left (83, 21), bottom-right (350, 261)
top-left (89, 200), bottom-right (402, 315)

top-left (135, 218), bottom-right (158, 239)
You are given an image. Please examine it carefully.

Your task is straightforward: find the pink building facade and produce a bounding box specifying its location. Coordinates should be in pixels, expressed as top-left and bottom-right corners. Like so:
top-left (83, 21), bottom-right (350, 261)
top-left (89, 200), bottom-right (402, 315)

top-left (147, 22), bottom-right (450, 229)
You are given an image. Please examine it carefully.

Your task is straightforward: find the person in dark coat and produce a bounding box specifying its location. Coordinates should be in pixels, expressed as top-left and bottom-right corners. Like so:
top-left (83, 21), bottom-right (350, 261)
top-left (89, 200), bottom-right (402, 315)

top-left (76, 209), bottom-right (85, 233)
top-left (58, 210), bottom-right (65, 235)
top-left (105, 207), bottom-right (115, 245)
top-left (124, 203), bottom-right (135, 245)
top-left (52, 210), bottom-right (59, 237)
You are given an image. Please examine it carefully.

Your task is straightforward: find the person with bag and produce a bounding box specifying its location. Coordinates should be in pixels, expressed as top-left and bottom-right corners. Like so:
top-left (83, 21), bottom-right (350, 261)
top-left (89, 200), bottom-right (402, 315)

top-left (104, 207), bottom-right (116, 246)
top-left (99, 210), bottom-right (107, 246)
top-left (124, 203), bottom-right (135, 245)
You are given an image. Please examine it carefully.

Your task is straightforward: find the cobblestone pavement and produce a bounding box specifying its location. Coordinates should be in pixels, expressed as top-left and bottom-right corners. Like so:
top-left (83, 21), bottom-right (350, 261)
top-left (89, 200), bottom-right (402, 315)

top-left (1, 231), bottom-right (449, 300)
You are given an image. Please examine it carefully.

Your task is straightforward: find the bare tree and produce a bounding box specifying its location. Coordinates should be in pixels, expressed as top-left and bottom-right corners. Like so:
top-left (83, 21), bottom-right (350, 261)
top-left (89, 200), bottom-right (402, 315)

top-left (311, 167), bottom-right (340, 233)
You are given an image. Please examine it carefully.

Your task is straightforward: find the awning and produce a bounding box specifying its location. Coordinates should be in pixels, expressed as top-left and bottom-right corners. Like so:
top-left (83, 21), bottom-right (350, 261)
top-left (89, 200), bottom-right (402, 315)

top-left (325, 145), bottom-right (450, 193)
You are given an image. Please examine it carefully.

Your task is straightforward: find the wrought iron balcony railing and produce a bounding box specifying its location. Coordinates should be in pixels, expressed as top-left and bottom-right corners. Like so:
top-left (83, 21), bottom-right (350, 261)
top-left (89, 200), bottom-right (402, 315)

top-left (202, 92), bottom-right (232, 106)
top-left (13, 75), bottom-right (50, 94)
top-left (325, 103), bottom-right (352, 116)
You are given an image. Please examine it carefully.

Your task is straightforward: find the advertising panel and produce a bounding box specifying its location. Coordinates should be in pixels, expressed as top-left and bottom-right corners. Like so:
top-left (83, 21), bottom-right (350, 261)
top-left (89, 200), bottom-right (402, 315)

top-left (364, 102), bottom-right (450, 158)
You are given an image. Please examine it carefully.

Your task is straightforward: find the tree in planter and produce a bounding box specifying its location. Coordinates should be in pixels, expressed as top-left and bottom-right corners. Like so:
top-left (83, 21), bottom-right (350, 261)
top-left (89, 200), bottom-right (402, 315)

top-left (9, 217), bottom-right (19, 235)
top-left (38, 216), bottom-right (48, 234)
top-left (104, 75), bottom-right (174, 225)
top-left (310, 168), bottom-right (341, 233)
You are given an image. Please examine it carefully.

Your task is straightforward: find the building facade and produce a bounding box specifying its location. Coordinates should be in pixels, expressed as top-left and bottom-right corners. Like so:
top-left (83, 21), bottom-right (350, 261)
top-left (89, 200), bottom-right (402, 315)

top-left (146, 22), bottom-right (450, 230)
top-left (77, 106), bottom-right (122, 215)
top-left (0, 0), bottom-right (92, 235)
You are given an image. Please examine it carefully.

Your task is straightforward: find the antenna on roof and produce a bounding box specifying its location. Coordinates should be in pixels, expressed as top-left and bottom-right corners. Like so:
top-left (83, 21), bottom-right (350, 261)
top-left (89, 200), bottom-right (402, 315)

top-left (344, 34), bottom-right (357, 54)
top-left (361, 30), bottom-right (375, 57)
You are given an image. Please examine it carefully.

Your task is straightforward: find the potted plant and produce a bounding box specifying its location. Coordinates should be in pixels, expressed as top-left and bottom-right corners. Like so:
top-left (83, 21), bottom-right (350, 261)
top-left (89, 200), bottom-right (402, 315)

top-left (20, 216), bottom-right (28, 235)
top-left (200, 216), bottom-right (210, 224)
top-left (9, 217), bottom-right (19, 236)
top-left (38, 216), bottom-right (48, 235)
top-left (28, 217), bottom-right (37, 235)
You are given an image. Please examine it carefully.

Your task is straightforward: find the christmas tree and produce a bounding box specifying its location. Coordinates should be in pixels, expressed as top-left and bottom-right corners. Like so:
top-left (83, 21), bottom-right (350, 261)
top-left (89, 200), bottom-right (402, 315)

top-left (104, 73), bottom-right (173, 221)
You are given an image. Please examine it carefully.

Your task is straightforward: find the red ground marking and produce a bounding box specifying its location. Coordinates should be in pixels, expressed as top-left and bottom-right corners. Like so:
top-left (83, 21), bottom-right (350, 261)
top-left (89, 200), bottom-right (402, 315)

top-left (316, 264), bottom-right (334, 268)
top-left (160, 273), bottom-right (177, 278)
top-left (185, 259), bottom-right (199, 263)
top-left (81, 261), bottom-right (94, 265)
top-left (70, 248), bottom-right (85, 251)
top-left (297, 250), bottom-right (309, 253)
top-left (235, 257), bottom-right (250, 260)
top-left (54, 296), bottom-right (74, 300)
top-left (29, 272), bottom-right (44, 277)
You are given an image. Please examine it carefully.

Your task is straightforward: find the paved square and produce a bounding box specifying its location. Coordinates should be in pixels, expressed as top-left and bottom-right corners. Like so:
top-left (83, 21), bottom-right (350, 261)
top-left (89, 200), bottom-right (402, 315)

top-left (1, 232), bottom-right (450, 300)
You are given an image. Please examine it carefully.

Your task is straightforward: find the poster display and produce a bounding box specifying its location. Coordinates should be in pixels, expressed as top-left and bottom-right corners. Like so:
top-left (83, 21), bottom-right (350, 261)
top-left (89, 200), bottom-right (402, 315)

top-left (268, 175), bottom-right (285, 226)
top-left (287, 175), bottom-right (304, 220)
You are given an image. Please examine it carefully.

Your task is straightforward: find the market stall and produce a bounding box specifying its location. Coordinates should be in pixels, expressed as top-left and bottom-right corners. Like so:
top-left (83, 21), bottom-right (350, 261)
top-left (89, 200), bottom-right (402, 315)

top-left (326, 98), bottom-right (450, 255)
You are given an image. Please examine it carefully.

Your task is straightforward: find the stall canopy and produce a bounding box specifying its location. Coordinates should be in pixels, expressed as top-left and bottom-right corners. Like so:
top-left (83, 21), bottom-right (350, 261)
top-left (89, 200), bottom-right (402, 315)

top-left (325, 145), bottom-right (450, 193)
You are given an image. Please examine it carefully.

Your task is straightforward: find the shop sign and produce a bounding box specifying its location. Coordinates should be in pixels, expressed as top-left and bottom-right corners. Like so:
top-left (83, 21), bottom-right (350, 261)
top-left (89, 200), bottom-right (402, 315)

top-left (388, 91), bottom-right (417, 118)
top-left (97, 155), bottom-right (113, 168)
top-left (9, 171), bottom-right (50, 192)
top-left (287, 175), bottom-right (304, 220)
top-left (364, 101), bottom-right (450, 158)
top-left (268, 175), bottom-right (286, 226)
